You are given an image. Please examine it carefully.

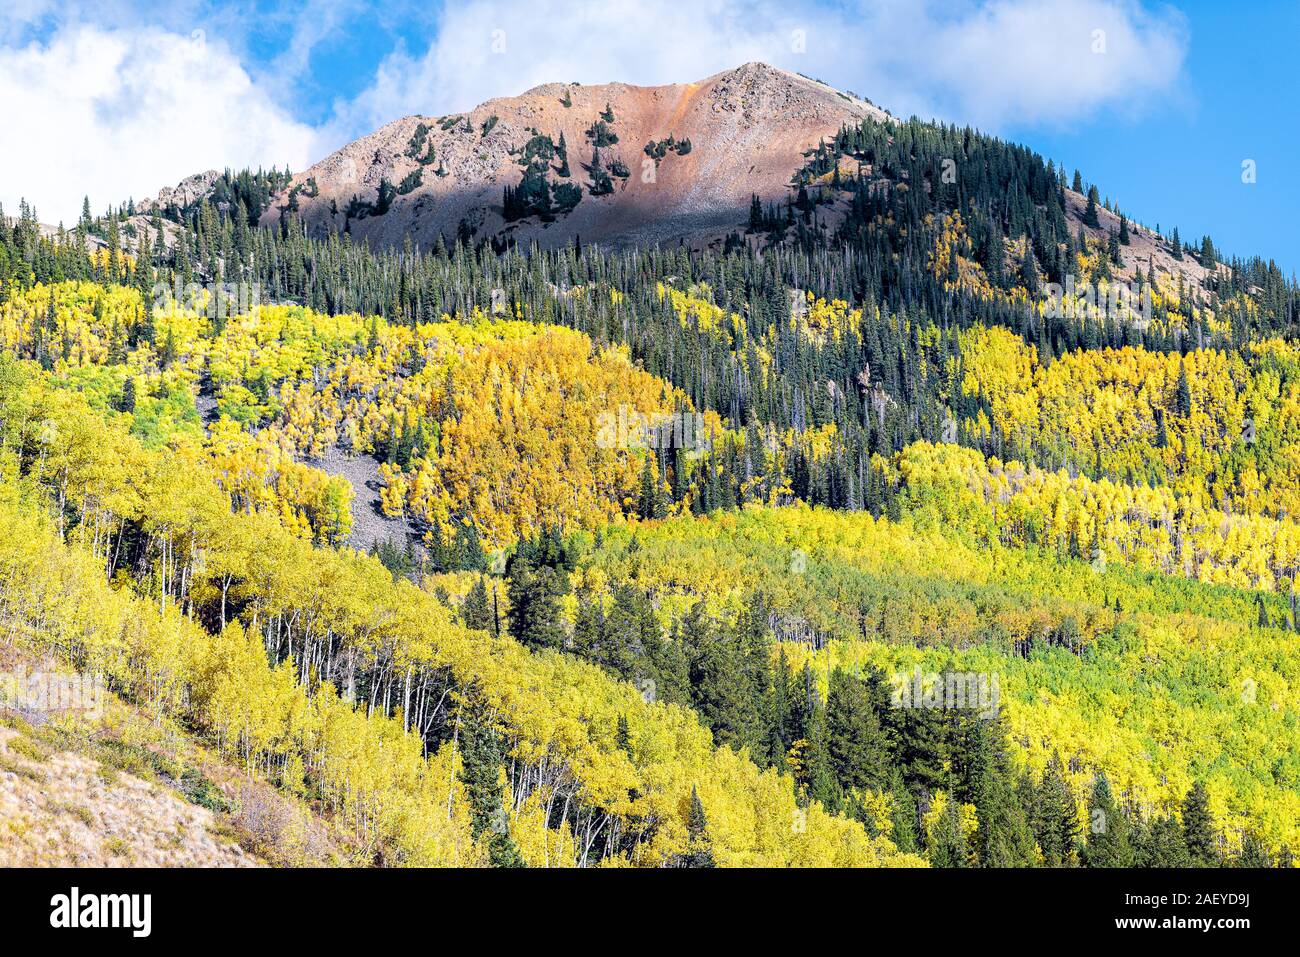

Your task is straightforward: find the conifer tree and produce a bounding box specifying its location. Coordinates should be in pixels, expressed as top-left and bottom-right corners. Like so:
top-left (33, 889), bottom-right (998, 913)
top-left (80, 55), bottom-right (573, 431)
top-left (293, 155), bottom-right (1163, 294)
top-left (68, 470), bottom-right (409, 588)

top-left (1135, 814), bottom-right (1190, 867)
top-left (887, 768), bottom-right (919, 854)
top-left (1034, 753), bottom-right (1080, 866)
top-left (682, 786), bottom-right (716, 867)
top-left (928, 793), bottom-right (970, 867)
top-left (1083, 186), bottom-right (1101, 228)
top-left (1200, 235), bottom-right (1216, 270)
top-left (504, 542), bottom-right (570, 651)
top-left (1236, 832), bottom-right (1271, 868)
top-left (462, 575), bottom-right (494, 632)
top-left (1084, 772), bottom-right (1133, 867)
top-left (1182, 780), bottom-right (1218, 867)
top-left (637, 454), bottom-right (663, 519)
top-left (826, 669), bottom-right (890, 792)
top-left (968, 717), bottom-right (1036, 867)
top-left (458, 699), bottom-right (526, 867)
top-left (116, 376), bottom-right (137, 414)
top-left (1176, 360), bottom-right (1192, 416)
top-left (556, 131), bottom-right (571, 178)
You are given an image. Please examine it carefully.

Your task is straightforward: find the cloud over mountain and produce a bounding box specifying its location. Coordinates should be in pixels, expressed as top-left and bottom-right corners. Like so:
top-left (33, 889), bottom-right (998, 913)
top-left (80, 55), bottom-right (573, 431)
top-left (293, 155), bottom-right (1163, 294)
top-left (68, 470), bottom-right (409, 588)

top-left (0, 0), bottom-right (1188, 223)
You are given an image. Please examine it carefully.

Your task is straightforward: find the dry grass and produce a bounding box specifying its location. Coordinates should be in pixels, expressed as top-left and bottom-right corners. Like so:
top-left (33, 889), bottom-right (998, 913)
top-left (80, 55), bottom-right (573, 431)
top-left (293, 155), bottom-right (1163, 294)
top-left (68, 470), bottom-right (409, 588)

top-left (0, 646), bottom-right (360, 869)
top-left (0, 726), bottom-right (256, 867)
top-left (221, 780), bottom-right (344, 866)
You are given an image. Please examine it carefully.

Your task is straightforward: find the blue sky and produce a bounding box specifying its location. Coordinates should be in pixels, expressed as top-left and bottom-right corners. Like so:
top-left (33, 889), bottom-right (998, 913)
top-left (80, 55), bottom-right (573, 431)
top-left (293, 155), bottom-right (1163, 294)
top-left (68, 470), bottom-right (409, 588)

top-left (1013, 1), bottom-right (1300, 275)
top-left (0, 0), bottom-right (1294, 273)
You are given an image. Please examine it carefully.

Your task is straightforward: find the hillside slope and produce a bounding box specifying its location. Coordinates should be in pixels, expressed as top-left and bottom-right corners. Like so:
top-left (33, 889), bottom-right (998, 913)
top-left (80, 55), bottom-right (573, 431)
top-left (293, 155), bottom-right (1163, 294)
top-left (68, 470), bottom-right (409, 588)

top-left (0, 723), bottom-right (254, 867)
top-left (1, 645), bottom-right (349, 867)
top-left (122, 61), bottom-right (1224, 296)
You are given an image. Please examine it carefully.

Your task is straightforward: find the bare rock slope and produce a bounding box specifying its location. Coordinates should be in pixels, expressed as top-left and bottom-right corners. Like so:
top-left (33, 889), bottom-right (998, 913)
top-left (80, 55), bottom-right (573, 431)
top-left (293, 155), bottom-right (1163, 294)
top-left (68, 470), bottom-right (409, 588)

top-left (261, 63), bottom-right (890, 250)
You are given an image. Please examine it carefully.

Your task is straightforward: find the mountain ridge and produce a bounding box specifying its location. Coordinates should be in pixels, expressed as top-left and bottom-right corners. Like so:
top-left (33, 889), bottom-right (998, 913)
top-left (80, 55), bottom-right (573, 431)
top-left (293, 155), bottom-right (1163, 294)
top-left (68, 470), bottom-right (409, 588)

top-left (125, 62), bottom-right (1213, 290)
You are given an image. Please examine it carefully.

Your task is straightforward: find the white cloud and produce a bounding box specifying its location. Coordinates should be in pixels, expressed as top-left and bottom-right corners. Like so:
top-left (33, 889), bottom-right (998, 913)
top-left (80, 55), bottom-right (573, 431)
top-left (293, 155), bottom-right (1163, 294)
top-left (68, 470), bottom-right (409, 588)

top-left (331, 0), bottom-right (1187, 140)
top-left (0, 1), bottom-right (1189, 224)
top-left (326, 0), bottom-right (824, 137)
top-left (0, 25), bottom-right (321, 224)
top-left (898, 0), bottom-right (1190, 128)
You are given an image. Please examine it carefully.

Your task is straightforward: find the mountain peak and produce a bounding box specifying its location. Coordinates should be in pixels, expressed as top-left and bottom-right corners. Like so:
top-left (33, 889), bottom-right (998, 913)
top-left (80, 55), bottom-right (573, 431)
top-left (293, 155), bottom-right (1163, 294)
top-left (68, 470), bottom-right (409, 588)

top-left (249, 63), bottom-right (885, 252)
top-left (715, 60), bottom-right (786, 77)
top-left (712, 60), bottom-right (798, 82)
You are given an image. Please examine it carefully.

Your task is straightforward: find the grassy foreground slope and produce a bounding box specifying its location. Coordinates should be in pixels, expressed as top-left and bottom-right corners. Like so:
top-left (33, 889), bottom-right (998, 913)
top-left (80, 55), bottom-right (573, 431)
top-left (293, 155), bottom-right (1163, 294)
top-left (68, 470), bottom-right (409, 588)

top-left (0, 649), bottom-right (349, 868)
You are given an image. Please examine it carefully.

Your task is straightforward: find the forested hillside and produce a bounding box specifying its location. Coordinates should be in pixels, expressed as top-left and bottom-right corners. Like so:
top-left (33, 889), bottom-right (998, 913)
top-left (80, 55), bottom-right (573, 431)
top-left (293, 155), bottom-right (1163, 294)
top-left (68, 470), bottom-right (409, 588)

top-left (2, 69), bottom-right (1298, 868)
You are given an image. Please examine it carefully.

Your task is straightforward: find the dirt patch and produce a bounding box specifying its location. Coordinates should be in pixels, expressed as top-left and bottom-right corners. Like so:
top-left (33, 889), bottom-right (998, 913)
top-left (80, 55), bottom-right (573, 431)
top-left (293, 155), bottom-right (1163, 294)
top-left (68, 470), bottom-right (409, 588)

top-left (311, 446), bottom-right (416, 552)
top-left (195, 373), bottom-right (219, 425)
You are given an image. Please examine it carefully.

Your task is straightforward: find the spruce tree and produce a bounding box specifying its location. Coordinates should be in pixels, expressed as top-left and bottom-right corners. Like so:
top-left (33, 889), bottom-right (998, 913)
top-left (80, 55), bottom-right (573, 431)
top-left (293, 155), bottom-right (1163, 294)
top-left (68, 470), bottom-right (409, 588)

top-left (1235, 832), bottom-right (1271, 867)
top-left (458, 699), bottom-right (526, 867)
top-left (116, 376), bottom-right (137, 414)
top-left (826, 668), bottom-right (891, 792)
top-left (686, 603), bottom-right (764, 757)
top-left (1083, 186), bottom-right (1101, 228)
top-left (637, 454), bottom-right (663, 519)
top-left (801, 699), bottom-right (842, 813)
top-left (616, 713), bottom-right (633, 757)
top-left (682, 786), bottom-right (716, 867)
top-left (1135, 814), bottom-right (1190, 867)
top-left (928, 793), bottom-right (970, 867)
top-left (462, 574), bottom-right (493, 632)
top-left (1176, 360), bottom-right (1192, 416)
top-left (1084, 772), bottom-right (1133, 867)
top-left (504, 541), bottom-right (570, 651)
top-left (968, 717), bottom-right (1036, 867)
top-left (556, 131), bottom-right (571, 178)
top-left (886, 768), bottom-right (919, 854)
top-left (1034, 753), bottom-right (1080, 866)
top-left (1200, 235), bottom-right (1216, 270)
top-left (1182, 780), bottom-right (1219, 866)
